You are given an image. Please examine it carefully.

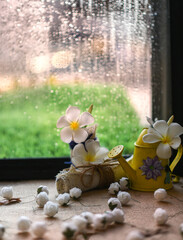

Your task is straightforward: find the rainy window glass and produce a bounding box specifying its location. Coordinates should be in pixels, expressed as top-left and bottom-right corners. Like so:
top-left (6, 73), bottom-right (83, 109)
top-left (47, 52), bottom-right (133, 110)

top-left (0, 0), bottom-right (164, 158)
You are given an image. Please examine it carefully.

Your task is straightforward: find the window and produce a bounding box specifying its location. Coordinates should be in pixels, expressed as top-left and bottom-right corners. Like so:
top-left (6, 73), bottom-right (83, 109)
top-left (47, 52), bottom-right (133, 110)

top-left (0, 0), bottom-right (173, 179)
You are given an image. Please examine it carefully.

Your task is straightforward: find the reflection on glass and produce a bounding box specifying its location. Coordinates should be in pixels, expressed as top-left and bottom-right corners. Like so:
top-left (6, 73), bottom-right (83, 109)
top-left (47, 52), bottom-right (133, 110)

top-left (0, 0), bottom-right (154, 158)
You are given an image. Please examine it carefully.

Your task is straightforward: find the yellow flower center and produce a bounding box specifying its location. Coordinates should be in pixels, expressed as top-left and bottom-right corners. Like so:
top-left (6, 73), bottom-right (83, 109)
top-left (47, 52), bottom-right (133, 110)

top-left (85, 153), bottom-right (95, 163)
top-left (70, 121), bottom-right (79, 130)
top-left (161, 136), bottom-right (170, 144)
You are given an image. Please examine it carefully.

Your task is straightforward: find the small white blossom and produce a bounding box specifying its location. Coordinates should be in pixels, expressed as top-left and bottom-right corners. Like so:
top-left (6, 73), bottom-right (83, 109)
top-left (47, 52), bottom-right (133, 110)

top-left (112, 208), bottom-right (125, 224)
top-left (69, 187), bottom-right (82, 199)
top-left (36, 192), bottom-right (49, 208)
top-left (154, 188), bottom-right (167, 201)
top-left (37, 185), bottom-right (49, 195)
top-left (17, 216), bottom-right (31, 232)
top-left (61, 222), bottom-right (78, 239)
top-left (44, 201), bottom-right (58, 217)
top-left (126, 230), bottom-right (144, 240)
top-left (119, 177), bottom-right (129, 190)
top-left (80, 212), bottom-right (94, 226)
top-left (117, 191), bottom-right (131, 205)
top-left (31, 222), bottom-right (47, 238)
top-left (153, 208), bottom-right (168, 225)
top-left (108, 182), bottom-right (120, 195)
top-left (0, 186), bottom-right (13, 200)
top-left (56, 193), bottom-right (70, 206)
top-left (93, 214), bottom-right (108, 230)
top-left (0, 224), bottom-right (5, 239)
top-left (108, 198), bottom-right (122, 210)
top-left (103, 211), bottom-right (115, 225)
top-left (180, 223), bottom-right (183, 237)
top-left (71, 215), bottom-right (87, 232)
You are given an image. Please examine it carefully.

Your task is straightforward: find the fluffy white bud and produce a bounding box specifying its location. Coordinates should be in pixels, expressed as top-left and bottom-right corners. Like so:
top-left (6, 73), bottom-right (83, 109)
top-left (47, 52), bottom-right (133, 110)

top-left (153, 208), bottom-right (168, 225)
top-left (17, 216), bottom-right (31, 232)
top-left (69, 187), bottom-right (82, 199)
top-left (180, 223), bottom-right (183, 237)
top-left (126, 230), bottom-right (144, 240)
top-left (36, 192), bottom-right (49, 208)
top-left (80, 212), bottom-right (94, 225)
top-left (119, 177), bottom-right (129, 190)
top-left (117, 191), bottom-right (131, 205)
top-left (0, 224), bottom-right (5, 239)
top-left (56, 193), bottom-right (70, 206)
top-left (108, 182), bottom-right (120, 194)
top-left (108, 197), bottom-right (122, 210)
top-left (112, 208), bottom-right (125, 224)
top-left (61, 222), bottom-right (78, 239)
top-left (44, 201), bottom-right (58, 217)
top-left (0, 186), bottom-right (13, 200)
top-left (93, 214), bottom-right (107, 230)
top-left (37, 185), bottom-right (49, 195)
top-left (71, 215), bottom-right (87, 232)
top-left (32, 222), bottom-right (47, 238)
top-left (154, 188), bottom-right (167, 201)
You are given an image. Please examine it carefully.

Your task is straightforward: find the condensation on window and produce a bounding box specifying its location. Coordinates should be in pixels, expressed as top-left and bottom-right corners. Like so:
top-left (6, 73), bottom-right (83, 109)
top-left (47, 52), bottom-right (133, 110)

top-left (0, 0), bottom-right (156, 158)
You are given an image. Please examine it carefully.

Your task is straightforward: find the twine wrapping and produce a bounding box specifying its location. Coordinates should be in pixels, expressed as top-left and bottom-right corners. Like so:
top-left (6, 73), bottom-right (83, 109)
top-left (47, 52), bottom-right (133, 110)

top-left (75, 160), bottom-right (120, 188)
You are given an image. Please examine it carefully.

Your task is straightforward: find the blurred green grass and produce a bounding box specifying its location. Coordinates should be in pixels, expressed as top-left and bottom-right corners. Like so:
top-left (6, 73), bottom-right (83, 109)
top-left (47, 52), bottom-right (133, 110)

top-left (0, 84), bottom-right (142, 158)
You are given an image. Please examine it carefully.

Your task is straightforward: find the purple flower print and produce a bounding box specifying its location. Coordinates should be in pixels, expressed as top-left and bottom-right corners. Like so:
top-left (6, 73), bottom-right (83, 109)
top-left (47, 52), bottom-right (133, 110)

top-left (139, 156), bottom-right (164, 180)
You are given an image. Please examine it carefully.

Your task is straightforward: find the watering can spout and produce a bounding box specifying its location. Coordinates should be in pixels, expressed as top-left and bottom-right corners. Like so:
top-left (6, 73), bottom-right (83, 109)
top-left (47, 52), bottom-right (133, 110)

top-left (108, 145), bottom-right (136, 182)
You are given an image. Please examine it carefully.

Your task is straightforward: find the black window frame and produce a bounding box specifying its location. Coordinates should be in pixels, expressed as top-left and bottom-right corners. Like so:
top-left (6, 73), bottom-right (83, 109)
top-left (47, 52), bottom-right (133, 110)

top-left (0, 0), bottom-right (182, 180)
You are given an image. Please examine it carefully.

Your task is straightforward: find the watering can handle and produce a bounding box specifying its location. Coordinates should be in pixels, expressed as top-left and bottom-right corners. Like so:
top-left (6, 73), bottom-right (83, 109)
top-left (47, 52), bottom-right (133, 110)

top-left (169, 144), bottom-right (183, 172)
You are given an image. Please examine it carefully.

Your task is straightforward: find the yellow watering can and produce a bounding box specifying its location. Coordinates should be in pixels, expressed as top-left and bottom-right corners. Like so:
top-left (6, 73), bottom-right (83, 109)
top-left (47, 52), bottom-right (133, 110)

top-left (108, 128), bottom-right (183, 191)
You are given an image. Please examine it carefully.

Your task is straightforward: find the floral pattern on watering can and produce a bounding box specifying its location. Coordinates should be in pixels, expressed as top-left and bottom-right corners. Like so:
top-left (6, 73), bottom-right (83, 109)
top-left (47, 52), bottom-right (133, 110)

top-left (139, 156), bottom-right (164, 180)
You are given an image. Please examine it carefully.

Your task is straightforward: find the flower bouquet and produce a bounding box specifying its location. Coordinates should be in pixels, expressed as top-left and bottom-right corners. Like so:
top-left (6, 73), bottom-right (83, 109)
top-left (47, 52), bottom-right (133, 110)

top-left (55, 105), bottom-right (124, 193)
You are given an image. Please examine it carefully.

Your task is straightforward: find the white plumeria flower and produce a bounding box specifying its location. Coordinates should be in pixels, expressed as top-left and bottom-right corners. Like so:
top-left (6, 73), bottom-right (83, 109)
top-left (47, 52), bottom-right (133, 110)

top-left (143, 119), bottom-right (183, 159)
top-left (72, 139), bottom-right (108, 166)
top-left (57, 106), bottom-right (94, 143)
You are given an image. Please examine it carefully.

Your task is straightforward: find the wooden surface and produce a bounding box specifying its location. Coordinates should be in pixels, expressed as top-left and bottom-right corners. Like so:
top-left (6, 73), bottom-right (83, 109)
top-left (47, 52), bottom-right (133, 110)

top-left (0, 179), bottom-right (183, 240)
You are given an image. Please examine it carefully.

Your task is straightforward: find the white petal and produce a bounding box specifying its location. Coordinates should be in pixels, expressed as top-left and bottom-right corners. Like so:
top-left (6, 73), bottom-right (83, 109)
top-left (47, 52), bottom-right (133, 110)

top-left (167, 123), bottom-right (183, 138)
top-left (85, 140), bottom-right (100, 155)
top-left (143, 133), bottom-right (161, 143)
top-left (153, 120), bottom-right (168, 137)
top-left (146, 116), bottom-right (154, 126)
top-left (72, 156), bottom-right (87, 167)
top-left (156, 143), bottom-right (172, 159)
top-left (78, 112), bottom-right (94, 127)
top-left (66, 106), bottom-right (80, 122)
top-left (148, 127), bottom-right (162, 138)
top-left (95, 147), bottom-right (109, 162)
top-left (60, 127), bottom-right (73, 143)
top-left (170, 136), bottom-right (181, 149)
top-left (57, 116), bottom-right (69, 128)
top-left (73, 128), bottom-right (88, 143)
top-left (73, 143), bottom-right (87, 158)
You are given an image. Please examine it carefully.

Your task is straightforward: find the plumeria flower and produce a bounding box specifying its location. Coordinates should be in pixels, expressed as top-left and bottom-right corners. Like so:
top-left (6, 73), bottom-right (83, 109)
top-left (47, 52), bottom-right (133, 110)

top-left (72, 139), bottom-right (108, 166)
top-left (143, 118), bottom-right (183, 159)
top-left (57, 106), bottom-right (94, 143)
